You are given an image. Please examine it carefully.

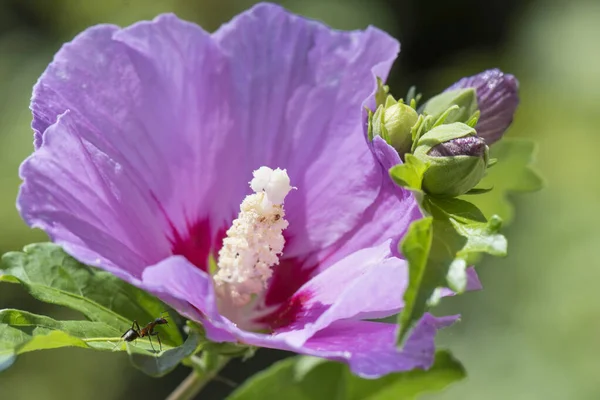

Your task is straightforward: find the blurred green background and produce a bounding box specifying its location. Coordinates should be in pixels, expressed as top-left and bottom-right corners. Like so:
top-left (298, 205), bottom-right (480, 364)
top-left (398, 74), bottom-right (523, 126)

top-left (0, 0), bottom-right (597, 399)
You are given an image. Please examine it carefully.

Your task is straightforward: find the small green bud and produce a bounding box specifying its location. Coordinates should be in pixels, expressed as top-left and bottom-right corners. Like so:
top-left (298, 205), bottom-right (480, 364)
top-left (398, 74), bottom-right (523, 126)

top-left (422, 88), bottom-right (478, 124)
top-left (413, 122), bottom-right (489, 197)
top-left (372, 102), bottom-right (419, 156)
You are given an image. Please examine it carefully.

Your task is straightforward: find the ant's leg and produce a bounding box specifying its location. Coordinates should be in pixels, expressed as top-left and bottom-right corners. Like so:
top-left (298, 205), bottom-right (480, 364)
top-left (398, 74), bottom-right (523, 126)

top-left (112, 339), bottom-right (123, 351)
top-left (133, 320), bottom-right (141, 332)
top-left (147, 334), bottom-right (156, 353)
top-left (151, 332), bottom-right (162, 352)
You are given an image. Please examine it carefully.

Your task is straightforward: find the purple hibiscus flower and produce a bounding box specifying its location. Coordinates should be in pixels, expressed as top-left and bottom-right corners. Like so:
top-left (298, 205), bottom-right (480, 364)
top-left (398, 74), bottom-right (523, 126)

top-left (446, 68), bottom-right (519, 145)
top-left (17, 3), bottom-right (480, 378)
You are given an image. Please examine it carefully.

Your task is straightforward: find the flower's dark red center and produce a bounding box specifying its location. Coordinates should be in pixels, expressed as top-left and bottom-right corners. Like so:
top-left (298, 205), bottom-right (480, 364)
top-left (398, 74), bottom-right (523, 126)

top-left (169, 220), bottom-right (315, 331)
top-left (169, 218), bottom-right (225, 273)
top-left (255, 257), bottom-right (317, 330)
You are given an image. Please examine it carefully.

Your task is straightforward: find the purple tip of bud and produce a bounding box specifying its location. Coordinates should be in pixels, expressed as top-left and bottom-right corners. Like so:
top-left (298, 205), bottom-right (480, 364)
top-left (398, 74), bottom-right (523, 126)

top-left (428, 136), bottom-right (487, 158)
top-left (446, 69), bottom-right (519, 145)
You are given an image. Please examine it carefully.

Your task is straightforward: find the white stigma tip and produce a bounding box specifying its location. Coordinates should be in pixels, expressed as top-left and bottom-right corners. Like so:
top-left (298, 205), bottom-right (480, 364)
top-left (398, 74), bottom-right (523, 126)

top-left (250, 167), bottom-right (294, 205)
top-left (215, 166), bottom-right (294, 306)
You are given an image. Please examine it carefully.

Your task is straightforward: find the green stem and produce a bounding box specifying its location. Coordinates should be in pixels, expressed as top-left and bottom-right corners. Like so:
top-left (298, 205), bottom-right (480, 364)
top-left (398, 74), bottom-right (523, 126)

top-left (166, 357), bottom-right (229, 400)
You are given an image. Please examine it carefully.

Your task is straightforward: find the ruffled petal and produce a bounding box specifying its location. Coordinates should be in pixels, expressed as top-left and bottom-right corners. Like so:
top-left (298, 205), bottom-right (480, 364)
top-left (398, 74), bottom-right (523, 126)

top-left (22, 16), bottom-right (237, 276)
top-left (112, 15), bottom-right (240, 227)
top-left (19, 111), bottom-right (168, 279)
top-left (23, 6), bottom-right (411, 280)
top-left (142, 256), bottom-right (289, 345)
top-left (273, 241), bottom-right (406, 345)
top-left (292, 137), bottom-right (422, 278)
top-left (213, 3), bottom-right (401, 259)
top-left (142, 245), bottom-right (398, 343)
top-left (333, 137), bottom-right (422, 259)
top-left (141, 254), bottom-right (457, 378)
top-left (300, 314), bottom-right (457, 378)
top-left (271, 239), bottom-right (479, 347)
top-left (446, 68), bottom-right (519, 145)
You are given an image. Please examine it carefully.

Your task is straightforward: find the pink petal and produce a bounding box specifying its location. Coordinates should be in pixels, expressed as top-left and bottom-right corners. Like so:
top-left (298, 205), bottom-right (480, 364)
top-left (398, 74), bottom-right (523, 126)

top-left (214, 3), bottom-right (402, 259)
top-left (301, 314), bottom-right (458, 378)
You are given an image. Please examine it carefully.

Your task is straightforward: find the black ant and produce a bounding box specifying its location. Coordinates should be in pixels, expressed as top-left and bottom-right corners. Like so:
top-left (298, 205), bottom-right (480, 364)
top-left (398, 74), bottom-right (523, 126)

top-left (119, 314), bottom-right (169, 352)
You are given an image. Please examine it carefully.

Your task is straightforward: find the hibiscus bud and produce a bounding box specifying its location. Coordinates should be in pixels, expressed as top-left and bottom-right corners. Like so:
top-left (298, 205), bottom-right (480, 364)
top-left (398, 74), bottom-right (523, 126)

top-left (372, 101), bottom-right (419, 157)
top-left (421, 88), bottom-right (478, 125)
top-left (444, 69), bottom-right (519, 145)
top-left (413, 122), bottom-right (489, 197)
top-left (428, 136), bottom-right (486, 158)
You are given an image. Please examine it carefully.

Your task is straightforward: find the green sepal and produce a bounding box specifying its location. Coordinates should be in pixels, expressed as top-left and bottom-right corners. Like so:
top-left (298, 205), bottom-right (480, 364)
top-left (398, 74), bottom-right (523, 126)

top-left (385, 94), bottom-right (398, 108)
top-left (421, 154), bottom-right (488, 198)
top-left (410, 114), bottom-right (427, 150)
top-left (389, 154), bottom-right (429, 193)
top-left (375, 77), bottom-right (391, 108)
top-left (412, 122), bottom-right (489, 197)
top-left (465, 110), bottom-right (481, 128)
top-left (432, 105), bottom-right (460, 128)
top-left (487, 158), bottom-right (498, 168)
top-left (370, 78), bottom-right (419, 156)
top-left (464, 187), bottom-right (494, 195)
top-left (367, 107), bottom-right (375, 141)
top-left (405, 85), bottom-right (422, 109)
top-left (371, 105), bottom-right (390, 143)
top-left (412, 122), bottom-right (477, 154)
top-left (422, 88), bottom-right (479, 125)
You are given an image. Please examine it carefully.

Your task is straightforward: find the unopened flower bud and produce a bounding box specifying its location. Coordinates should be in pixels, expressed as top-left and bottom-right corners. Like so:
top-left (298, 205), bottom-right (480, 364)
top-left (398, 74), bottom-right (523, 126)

top-left (428, 136), bottom-right (487, 158)
top-left (444, 69), bottom-right (519, 145)
top-left (372, 102), bottom-right (418, 157)
top-left (422, 88), bottom-right (478, 125)
top-left (413, 122), bottom-right (489, 197)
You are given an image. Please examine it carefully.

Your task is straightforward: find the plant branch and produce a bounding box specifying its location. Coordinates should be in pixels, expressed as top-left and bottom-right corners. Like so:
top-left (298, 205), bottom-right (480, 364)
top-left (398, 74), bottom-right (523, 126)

top-left (166, 357), bottom-right (229, 400)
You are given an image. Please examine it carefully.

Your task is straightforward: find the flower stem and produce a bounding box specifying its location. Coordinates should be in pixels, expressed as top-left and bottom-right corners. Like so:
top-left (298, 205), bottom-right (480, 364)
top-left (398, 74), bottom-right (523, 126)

top-left (166, 357), bottom-right (229, 400)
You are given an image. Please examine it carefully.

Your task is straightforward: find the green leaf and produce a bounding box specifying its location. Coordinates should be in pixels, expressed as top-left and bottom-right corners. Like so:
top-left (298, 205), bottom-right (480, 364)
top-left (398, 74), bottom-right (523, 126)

top-left (227, 351), bottom-right (465, 400)
top-left (0, 309), bottom-right (125, 356)
top-left (389, 154), bottom-right (429, 192)
top-left (0, 309), bottom-right (196, 376)
top-left (126, 328), bottom-right (203, 377)
top-left (397, 197), bottom-right (507, 345)
top-left (397, 217), bottom-right (433, 347)
top-left (465, 139), bottom-right (543, 223)
top-left (0, 243), bottom-right (182, 346)
top-left (228, 356), bottom-right (345, 400)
